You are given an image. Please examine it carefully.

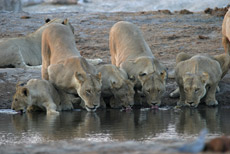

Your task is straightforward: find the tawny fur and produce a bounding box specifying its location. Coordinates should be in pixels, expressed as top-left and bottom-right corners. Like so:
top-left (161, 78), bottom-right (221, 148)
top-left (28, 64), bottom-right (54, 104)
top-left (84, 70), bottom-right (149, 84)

top-left (109, 21), bottom-right (167, 107)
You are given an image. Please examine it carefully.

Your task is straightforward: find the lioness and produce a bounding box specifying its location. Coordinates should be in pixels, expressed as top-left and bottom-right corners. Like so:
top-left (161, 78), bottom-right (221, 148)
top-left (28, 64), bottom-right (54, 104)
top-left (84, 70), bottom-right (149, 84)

top-left (0, 18), bottom-right (71, 68)
top-left (42, 22), bottom-right (102, 112)
top-left (11, 79), bottom-right (61, 115)
top-left (170, 52), bottom-right (230, 98)
top-left (109, 21), bottom-right (167, 107)
top-left (175, 54), bottom-right (223, 107)
top-left (0, 18), bottom-right (101, 68)
top-left (97, 64), bottom-right (135, 110)
top-left (222, 9), bottom-right (230, 55)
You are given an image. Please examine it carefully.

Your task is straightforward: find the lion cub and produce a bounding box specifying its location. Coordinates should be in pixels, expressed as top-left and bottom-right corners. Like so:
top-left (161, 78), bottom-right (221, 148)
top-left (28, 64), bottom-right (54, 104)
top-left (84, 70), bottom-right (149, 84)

top-left (41, 21), bottom-right (102, 112)
top-left (109, 21), bottom-right (167, 107)
top-left (175, 54), bottom-right (224, 107)
top-left (11, 79), bottom-right (61, 115)
top-left (97, 64), bottom-right (135, 110)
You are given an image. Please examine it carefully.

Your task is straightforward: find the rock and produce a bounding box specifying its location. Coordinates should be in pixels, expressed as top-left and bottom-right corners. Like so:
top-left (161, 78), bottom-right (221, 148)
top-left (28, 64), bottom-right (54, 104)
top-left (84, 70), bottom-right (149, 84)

top-left (198, 35), bottom-right (209, 39)
top-left (204, 6), bottom-right (229, 17)
top-left (0, 0), bottom-right (22, 12)
top-left (178, 9), bottom-right (193, 15)
top-left (158, 9), bottom-right (172, 15)
top-left (204, 136), bottom-right (230, 152)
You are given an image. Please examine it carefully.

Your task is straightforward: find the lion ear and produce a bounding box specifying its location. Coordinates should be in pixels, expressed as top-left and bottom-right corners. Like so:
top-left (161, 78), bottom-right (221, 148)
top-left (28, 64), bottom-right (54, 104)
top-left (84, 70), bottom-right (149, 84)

top-left (201, 72), bottom-right (209, 84)
top-left (160, 70), bottom-right (167, 82)
top-left (128, 75), bottom-right (136, 82)
top-left (62, 18), bottom-right (69, 25)
top-left (96, 72), bottom-right (101, 82)
top-left (110, 80), bottom-right (117, 88)
top-left (16, 81), bottom-right (26, 89)
top-left (21, 87), bottom-right (29, 97)
top-left (75, 72), bottom-right (86, 84)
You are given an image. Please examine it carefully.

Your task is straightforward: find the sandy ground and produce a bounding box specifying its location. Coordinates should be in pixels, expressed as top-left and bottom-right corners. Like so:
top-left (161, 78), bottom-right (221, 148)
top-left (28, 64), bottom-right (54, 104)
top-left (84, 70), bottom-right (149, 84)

top-left (0, 8), bottom-right (229, 153)
top-left (0, 10), bottom-right (230, 109)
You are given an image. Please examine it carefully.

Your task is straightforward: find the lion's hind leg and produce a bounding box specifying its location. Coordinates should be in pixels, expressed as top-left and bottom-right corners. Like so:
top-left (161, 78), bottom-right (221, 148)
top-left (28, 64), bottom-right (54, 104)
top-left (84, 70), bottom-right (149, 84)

top-left (222, 36), bottom-right (230, 55)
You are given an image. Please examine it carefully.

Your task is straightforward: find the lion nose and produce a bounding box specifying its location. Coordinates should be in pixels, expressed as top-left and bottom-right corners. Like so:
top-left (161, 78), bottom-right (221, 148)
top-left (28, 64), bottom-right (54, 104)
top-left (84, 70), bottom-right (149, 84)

top-left (187, 101), bottom-right (194, 105)
top-left (93, 105), bottom-right (97, 108)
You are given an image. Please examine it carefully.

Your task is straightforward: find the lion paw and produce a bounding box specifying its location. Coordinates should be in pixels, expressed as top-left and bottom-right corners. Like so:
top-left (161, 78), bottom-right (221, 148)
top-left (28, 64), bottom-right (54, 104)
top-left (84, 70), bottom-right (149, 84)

top-left (206, 100), bottom-right (218, 106)
top-left (47, 110), bottom-right (60, 115)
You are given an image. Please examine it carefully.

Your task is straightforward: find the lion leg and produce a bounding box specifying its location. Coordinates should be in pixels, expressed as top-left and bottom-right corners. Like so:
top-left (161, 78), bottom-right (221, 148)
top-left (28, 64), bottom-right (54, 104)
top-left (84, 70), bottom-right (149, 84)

top-left (27, 105), bottom-right (42, 112)
top-left (109, 35), bottom-right (117, 65)
top-left (205, 83), bottom-right (218, 106)
top-left (222, 36), bottom-right (230, 55)
top-left (41, 36), bottom-right (51, 80)
top-left (170, 87), bottom-right (180, 98)
top-left (109, 96), bottom-right (121, 108)
top-left (43, 101), bottom-right (59, 115)
top-left (99, 97), bottom-right (107, 109)
top-left (176, 52), bottom-right (192, 64)
top-left (213, 53), bottom-right (230, 79)
top-left (177, 85), bottom-right (186, 106)
top-left (58, 90), bottom-right (74, 111)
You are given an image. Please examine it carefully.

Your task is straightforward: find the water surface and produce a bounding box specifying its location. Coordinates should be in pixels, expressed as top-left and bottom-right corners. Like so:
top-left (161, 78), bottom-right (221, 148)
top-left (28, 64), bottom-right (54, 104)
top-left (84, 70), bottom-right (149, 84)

top-left (0, 106), bottom-right (229, 145)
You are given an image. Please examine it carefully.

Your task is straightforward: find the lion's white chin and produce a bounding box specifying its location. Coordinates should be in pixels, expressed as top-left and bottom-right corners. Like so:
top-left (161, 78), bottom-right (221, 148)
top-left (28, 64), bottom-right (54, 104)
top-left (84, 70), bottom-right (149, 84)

top-left (85, 105), bottom-right (99, 112)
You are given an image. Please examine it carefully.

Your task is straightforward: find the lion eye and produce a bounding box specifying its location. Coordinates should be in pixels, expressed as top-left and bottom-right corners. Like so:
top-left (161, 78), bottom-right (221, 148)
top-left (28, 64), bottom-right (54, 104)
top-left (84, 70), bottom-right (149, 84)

top-left (195, 88), bottom-right (200, 93)
top-left (157, 89), bottom-right (161, 93)
top-left (15, 98), bottom-right (18, 101)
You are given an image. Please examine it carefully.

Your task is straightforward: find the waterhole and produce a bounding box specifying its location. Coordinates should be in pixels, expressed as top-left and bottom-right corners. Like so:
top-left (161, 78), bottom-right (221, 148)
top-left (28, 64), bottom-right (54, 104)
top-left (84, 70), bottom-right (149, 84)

top-left (0, 106), bottom-right (229, 145)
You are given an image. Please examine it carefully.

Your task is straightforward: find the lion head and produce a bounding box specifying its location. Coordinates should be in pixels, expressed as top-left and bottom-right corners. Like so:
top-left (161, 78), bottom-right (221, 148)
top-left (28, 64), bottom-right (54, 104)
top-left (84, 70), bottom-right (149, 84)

top-left (121, 56), bottom-right (167, 107)
top-left (182, 72), bottom-right (209, 107)
top-left (11, 86), bottom-right (30, 114)
top-left (141, 71), bottom-right (167, 107)
top-left (110, 79), bottom-right (135, 109)
top-left (75, 72), bottom-right (102, 111)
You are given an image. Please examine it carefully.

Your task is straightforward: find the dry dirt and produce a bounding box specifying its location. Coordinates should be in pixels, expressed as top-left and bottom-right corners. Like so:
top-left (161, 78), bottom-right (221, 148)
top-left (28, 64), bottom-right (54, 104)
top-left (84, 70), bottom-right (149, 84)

top-left (0, 10), bottom-right (230, 109)
top-left (0, 9), bottom-right (229, 153)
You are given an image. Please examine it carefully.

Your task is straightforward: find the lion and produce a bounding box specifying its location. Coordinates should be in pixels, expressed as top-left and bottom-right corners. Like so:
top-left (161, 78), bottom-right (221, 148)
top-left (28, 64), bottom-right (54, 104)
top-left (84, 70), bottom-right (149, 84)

top-left (11, 79), bottom-right (61, 115)
top-left (0, 18), bottom-right (71, 68)
top-left (0, 18), bottom-right (101, 68)
top-left (109, 21), bottom-right (167, 107)
top-left (97, 64), bottom-right (135, 110)
top-left (175, 54), bottom-right (223, 107)
top-left (222, 9), bottom-right (230, 55)
top-left (41, 22), bottom-right (102, 112)
top-left (170, 52), bottom-right (230, 98)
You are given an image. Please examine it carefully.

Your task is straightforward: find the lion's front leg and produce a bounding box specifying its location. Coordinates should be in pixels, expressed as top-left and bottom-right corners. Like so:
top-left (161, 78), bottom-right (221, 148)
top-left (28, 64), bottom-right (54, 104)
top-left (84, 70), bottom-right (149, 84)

top-left (42, 63), bottom-right (49, 80)
top-left (177, 85), bottom-right (186, 106)
top-left (205, 83), bottom-right (218, 106)
top-left (170, 87), bottom-right (180, 98)
top-left (43, 101), bottom-right (59, 115)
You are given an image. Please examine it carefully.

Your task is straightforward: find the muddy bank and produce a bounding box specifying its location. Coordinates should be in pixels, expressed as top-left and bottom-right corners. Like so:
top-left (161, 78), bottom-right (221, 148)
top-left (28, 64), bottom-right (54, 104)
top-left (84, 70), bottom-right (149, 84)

top-left (0, 11), bottom-right (230, 109)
